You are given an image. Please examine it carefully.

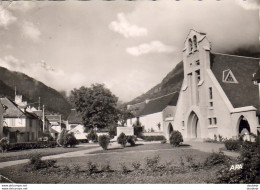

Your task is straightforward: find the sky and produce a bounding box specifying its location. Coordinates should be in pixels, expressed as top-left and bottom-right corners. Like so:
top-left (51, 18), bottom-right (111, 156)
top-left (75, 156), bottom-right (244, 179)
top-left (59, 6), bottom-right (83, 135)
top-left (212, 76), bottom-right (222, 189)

top-left (0, 0), bottom-right (259, 102)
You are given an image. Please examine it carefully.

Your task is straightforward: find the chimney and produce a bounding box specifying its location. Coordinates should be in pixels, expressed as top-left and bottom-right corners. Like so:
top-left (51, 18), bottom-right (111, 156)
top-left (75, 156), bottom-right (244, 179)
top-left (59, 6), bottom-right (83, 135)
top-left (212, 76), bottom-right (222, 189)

top-left (15, 95), bottom-right (23, 104)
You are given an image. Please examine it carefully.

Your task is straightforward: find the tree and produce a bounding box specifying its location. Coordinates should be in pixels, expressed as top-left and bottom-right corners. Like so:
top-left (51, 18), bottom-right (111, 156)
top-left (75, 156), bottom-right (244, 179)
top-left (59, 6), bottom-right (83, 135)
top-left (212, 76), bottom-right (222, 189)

top-left (117, 105), bottom-right (134, 126)
top-left (70, 84), bottom-right (119, 131)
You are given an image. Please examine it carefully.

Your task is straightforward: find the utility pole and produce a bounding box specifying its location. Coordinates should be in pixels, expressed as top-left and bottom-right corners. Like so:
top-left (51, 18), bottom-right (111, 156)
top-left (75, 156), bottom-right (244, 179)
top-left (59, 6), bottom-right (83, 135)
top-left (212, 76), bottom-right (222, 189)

top-left (38, 97), bottom-right (41, 110)
top-left (42, 105), bottom-right (45, 132)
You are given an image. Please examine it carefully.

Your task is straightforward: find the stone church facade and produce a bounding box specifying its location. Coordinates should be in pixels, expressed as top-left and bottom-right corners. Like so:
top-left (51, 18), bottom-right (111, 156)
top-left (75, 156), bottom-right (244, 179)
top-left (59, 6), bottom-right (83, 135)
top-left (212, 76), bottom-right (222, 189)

top-left (164, 29), bottom-right (260, 141)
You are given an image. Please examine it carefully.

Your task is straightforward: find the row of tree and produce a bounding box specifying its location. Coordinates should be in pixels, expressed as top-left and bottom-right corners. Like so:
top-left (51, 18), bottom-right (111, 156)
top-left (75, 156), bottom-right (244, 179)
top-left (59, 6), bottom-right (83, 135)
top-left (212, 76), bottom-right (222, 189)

top-left (69, 83), bottom-right (133, 132)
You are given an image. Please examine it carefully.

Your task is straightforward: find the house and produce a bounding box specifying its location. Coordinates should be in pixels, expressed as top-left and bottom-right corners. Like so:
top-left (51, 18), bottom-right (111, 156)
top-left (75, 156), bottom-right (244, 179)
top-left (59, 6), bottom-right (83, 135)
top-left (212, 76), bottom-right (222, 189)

top-left (0, 97), bottom-right (43, 143)
top-left (126, 92), bottom-right (179, 133)
top-left (66, 109), bottom-right (87, 141)
top-left (128, 29), bottom-right (260, 141)
top-left (45, 114), bottom-right (64, 134)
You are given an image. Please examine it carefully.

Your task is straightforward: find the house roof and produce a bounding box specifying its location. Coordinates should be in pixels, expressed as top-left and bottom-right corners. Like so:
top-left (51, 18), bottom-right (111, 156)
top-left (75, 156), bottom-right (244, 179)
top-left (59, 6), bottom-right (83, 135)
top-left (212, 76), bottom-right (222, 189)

top-left (211, 53), bottom-right (260, 113)
top-left (67, 109), bottom-right (82, 124)
top-left (0, 97), bottom-right (40, 119)
top-left (138, 92), bottom-right (179, 116)
top-left (49, 127), bottom-right (59, 134)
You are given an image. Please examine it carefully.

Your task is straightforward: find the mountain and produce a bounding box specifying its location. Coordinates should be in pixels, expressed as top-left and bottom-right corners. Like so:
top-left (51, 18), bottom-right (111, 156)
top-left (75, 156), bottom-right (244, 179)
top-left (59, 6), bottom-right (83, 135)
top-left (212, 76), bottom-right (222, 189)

top-left (128, 61), bottom-right (184, 105)
top-left (0, 66), bottom-right (71, 118)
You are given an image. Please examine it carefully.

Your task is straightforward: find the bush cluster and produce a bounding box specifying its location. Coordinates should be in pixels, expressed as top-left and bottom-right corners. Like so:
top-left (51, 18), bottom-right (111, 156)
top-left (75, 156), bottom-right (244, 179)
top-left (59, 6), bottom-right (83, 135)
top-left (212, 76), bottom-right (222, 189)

top-left (57, 130), bottom-right (78, 148)
top-left (98, 135), bottom-right (110, 150)
top-left (87, 130), bottom-right (98, 143)
top-left (169, 130), bottom-right (183, 147)
top-left (26, 153), bottom-right (57, 171)
top-left (216, 132), bottom-right (260, 183)
top-left (117, 133), bottom-right (136, 147)
top-left (141, 135), bottom-right (166, 141)
top-left (224, 139), bottom-right (241, 151)
top-left (204, 152), bottom-right (230, 167)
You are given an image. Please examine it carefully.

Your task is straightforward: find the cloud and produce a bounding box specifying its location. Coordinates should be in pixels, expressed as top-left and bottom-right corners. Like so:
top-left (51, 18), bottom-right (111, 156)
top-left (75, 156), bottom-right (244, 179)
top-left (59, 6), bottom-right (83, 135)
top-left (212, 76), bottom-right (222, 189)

top-left (109, 12), bottom-right (147, 38)
top-left (126, 41), bottom-right (175, 56)
top-left (39, 60), bottom-right (55, 72)
top-left (236, 0), bottom-right (260, 10)
top-left (9, 1), bottom-right (36, 11)
top-left (22, 21), bottom-right (41, 42)
top-left (0, 6), bottom-right (17, 28)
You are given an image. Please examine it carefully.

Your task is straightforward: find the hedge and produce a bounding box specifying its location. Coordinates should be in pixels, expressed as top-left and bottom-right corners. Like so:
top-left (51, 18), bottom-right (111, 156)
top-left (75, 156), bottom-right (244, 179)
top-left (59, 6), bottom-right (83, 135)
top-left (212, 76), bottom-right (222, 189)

top-left (141, 135), bottom-right (166, 141)
top-left (8, 141), bottom-right (57, 151)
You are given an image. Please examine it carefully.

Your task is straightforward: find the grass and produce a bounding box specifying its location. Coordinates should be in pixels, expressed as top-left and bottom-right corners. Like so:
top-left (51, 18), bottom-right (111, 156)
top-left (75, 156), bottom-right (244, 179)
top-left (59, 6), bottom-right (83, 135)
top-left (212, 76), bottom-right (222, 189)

top-left (0, 143), bottom-right (224, 184)
top-left (0, 144), bottom-right (99, 162)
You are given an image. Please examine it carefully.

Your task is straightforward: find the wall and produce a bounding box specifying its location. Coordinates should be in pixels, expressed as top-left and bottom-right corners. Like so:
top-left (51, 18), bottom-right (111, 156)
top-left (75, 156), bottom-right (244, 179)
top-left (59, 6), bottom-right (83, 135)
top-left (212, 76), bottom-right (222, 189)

top-left (139, 112), bottom-right (163, 132)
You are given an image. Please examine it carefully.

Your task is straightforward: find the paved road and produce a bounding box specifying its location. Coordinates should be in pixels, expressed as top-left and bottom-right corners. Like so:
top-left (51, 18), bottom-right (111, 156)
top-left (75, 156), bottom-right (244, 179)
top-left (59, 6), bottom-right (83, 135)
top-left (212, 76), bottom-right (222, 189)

top-left (0, 141), bottom-right (239, 169)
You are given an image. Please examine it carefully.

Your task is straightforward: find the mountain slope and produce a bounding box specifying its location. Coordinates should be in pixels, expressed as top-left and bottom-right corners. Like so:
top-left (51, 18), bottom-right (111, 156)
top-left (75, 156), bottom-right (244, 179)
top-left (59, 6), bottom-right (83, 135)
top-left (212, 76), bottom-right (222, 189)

top-left (0, 66), bottom-right (71, 118)
top-left (128, 61), bottom-right (184, 105)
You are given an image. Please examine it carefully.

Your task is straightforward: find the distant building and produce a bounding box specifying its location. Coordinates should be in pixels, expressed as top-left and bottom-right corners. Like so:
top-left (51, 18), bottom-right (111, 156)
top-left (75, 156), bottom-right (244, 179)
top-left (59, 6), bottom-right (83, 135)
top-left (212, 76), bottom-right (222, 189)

top-left (45, 114), bottom-right (64, 134)
top-left (0, 97), bottom-right (43, 143)
top-left (126, 92), bottom-right (179, 133)
top-left (66, 109), bottom-right (87, 141)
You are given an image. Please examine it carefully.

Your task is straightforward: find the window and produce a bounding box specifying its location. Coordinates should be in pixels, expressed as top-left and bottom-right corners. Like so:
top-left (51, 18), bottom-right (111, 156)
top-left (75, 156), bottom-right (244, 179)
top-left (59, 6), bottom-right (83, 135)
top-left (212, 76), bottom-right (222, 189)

top-left (209, 101), bottom-right (213, 107)
top-left (195, 70), bottom-right (201, 84)
top-left (188, 38), bottom-right (193, 52)
top-left (193, 35), bottom-right (197, 51)
top-left (213, 117), bottom-right (217, 125)
top-left (182, 121), bottom-right (184, 127)
top-left (29, 119), bottom-right (32, 127)
top-left (222, 69), bottom-right (238, 83)
top-left (209, 87), bottom-right (213, 100)
top-left (196, 60), bottom-right (200, 66)
top-left (208, 118), bottom-right (212, 125)
top-left (190, 62), bottom-right (192, 67)
top-left (10, 119), bottom-right (15, 126)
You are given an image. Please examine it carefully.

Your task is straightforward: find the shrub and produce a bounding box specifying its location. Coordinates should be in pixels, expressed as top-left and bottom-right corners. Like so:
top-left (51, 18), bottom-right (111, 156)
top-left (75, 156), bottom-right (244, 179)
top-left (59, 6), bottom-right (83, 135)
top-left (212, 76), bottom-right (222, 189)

top-left (145, 155), bottom-right (160, 171)
top-left (87, 161), bottom-right (99, 173)
top-left (132, 161), bottom-right (141, 170)
top-left (127, 136), bottom-right (136, 146)
top-left (87, 129), bottom-right (98, 143)
top-left (204, 152), bottom-right (230, 167)
top-left (101, 163), bottom-right (112, 172)
top-left (57, 130), bottom-right (77, 148)
top-left (224, 139), bottom-right (241, 151)
top-left (117, 133), bottom-right (127, 147)
top-left (65, 133), bottom-right (78, 147)
top-left (27, 153), bottom-right (56, 170)
top-left (98, 135), bottom-right (110, 150)
top-left (120, 162), bottom-right (129, 173)
top-left (0, 137), bottom-right (9, 152)
top-left (57, 128), bottom-right (67, 146)
top-left (170, 130), bottom-right (183, 147)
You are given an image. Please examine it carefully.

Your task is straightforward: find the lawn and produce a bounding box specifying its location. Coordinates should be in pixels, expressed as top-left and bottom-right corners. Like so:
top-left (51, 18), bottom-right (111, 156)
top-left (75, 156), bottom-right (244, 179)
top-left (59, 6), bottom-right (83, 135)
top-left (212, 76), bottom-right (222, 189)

top-left (0, 144), bottom-right (99, 162)
top-left (0, 143), bottom-right (229, 184)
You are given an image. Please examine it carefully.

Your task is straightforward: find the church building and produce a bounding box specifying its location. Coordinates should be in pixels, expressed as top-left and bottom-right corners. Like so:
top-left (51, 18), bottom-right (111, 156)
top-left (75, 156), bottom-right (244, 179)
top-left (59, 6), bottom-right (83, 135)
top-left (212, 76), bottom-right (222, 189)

top-left (127, 29), bottom-right (260, 142)
top-left (164, 29), bottom-right (260, 141)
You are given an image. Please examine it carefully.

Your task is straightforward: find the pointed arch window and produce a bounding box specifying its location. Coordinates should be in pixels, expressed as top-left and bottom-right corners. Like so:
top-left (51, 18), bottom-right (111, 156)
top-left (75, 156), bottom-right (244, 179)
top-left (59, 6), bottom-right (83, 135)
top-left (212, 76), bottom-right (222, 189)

top-left (193, 35), bottom-right (198, 51)
top-left (188, 38), bottom-right (193, 53)
top-left (222, 69), bottom-right (238, 83)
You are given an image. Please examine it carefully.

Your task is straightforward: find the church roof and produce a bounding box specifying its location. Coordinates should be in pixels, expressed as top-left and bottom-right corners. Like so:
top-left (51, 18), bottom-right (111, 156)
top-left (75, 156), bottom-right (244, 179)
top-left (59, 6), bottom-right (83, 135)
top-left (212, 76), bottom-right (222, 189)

top-left (138, 92), bottom-right (179, 116)
top-left (211, 53), bottom-right (260, 113)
